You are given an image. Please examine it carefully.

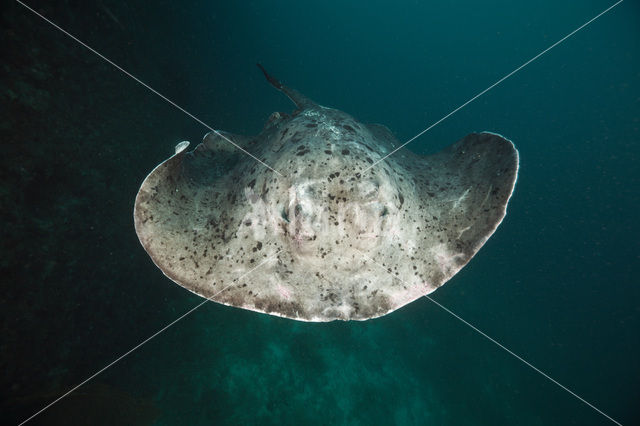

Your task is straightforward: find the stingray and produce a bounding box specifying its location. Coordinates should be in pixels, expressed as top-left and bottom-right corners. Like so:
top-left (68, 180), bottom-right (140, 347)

top-left (134, 65), bottom-right (519, 322)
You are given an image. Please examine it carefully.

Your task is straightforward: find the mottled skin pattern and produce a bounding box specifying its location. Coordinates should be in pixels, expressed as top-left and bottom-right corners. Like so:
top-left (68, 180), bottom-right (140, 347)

top-left (134, 69), bottom-right (519, 321)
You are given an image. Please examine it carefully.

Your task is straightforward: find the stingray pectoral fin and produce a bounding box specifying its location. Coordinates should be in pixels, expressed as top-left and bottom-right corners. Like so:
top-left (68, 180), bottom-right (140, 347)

top-left (439, 132), bottom-right (519, 241)
top-left (134, 142), bottom-right (193, 281)
top-left (134, 139), bottom-right (245, 298)
top-left (413, 132), bottom-right (519, 286)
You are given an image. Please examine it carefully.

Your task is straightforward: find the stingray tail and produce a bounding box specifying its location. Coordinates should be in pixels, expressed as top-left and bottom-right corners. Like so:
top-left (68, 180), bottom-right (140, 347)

top-left (257, 63), bottom-right (315, 110)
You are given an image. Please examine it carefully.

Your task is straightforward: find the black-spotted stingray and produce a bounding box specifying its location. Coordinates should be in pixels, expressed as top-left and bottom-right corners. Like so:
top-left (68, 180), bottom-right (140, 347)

top-left (134, 65), bottom-right (519, 321)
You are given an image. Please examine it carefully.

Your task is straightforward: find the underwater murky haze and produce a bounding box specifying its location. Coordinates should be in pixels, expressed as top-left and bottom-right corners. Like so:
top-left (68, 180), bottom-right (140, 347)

top-left (1, 0), bottom-right (638, 424)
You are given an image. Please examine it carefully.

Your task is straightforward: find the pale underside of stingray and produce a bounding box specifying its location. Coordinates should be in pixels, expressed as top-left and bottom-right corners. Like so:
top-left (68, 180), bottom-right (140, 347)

top-left (134, 65), bottom-right (519, 322)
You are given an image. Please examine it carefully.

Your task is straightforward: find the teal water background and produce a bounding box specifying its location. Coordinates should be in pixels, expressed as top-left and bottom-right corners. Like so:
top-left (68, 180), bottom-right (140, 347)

top-left (1, 1), bottom-right (638, 424)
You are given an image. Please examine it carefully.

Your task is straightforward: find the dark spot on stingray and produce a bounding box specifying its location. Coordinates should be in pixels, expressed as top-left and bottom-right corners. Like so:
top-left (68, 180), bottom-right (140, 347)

top-left (341, 149), bottom-right (350, 155)
top-left (305, 123), bottom-right (317, 128)
top-left (342, 124), bottom-right (355, 132)
top-left (248, 179), bottom-right (256, 189)
top-left (324, 150), bottom-right (332, 155)
top-left (365, 157), bottom-right (373, 164)
top-left (398, 193), bottom-right (404, 205)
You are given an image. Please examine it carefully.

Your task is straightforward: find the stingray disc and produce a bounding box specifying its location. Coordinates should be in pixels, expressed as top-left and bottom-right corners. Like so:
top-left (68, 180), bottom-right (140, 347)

top-left (134, 68), bottom-right (519, 322)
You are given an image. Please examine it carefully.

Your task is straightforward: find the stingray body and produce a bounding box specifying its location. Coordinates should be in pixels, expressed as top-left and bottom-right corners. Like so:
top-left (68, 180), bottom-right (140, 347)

top-left (134, 66), bottom-right (519, 322)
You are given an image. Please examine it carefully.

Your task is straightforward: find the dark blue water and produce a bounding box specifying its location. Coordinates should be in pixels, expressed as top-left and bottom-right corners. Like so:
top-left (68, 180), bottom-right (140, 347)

top-left (2, 1), bottom-right (638, 424)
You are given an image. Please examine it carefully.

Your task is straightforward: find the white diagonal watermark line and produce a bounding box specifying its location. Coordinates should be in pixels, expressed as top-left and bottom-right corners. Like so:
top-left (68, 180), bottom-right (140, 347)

top-left (363, 0), bottom-right (623, 173)
top-left (18, 251), bottom-right (281, 425)
top-left (358, 251), bottom-right (622, 425)
top-left (422, 294), bottom-right (623, 425)
top-left (15, 0), bottom-right (284, 177)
